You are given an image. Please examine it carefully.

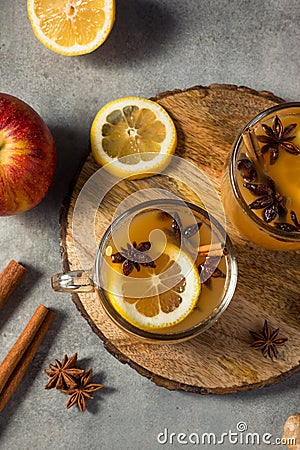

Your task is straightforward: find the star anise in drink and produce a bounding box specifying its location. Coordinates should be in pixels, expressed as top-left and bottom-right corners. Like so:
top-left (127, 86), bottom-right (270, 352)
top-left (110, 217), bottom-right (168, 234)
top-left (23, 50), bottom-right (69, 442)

top-left (237, 158), bottom-right (257, 182)
top-left (275, 210), bottom-right (300, 232)
top-left (44, 353), bottom-right (85, 390)
top-left (243, 176), bottom-right (286, 223)
top-left (62, 369), bottom-right (103, 412)
top-left (198, 256), bottom-right (225, 287)
top-left (257, 115), bottom-right (300, 164)
top-left (249, 320), bottom-right (288, 360)
top-left (111, 241), bottom-right (156, 276)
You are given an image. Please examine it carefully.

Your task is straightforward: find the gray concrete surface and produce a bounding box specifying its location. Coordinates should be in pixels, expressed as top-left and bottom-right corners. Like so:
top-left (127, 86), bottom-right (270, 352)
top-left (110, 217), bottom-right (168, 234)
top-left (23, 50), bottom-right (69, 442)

top-left (0, 1), bottom-right (299, 449)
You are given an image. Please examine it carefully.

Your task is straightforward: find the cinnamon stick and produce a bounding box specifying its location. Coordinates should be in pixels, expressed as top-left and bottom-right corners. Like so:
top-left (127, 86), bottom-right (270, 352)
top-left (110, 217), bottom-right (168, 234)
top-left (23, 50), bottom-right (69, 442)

top-left (242, 127), bottom-right (267, 171)
top-left (197, 242), bottom-right (225, 256)
top-left (0, 308), bottom-right (55, 412)
top-left (0, 304), bottom-right (55, 411)
top-left (0, 260), bottom-right (28, 309)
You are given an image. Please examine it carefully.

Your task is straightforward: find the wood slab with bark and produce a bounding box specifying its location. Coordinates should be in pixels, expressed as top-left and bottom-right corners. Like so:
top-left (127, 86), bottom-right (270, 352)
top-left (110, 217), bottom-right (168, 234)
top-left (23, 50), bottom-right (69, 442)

top-left (59, 84), bottom-right (300, 394)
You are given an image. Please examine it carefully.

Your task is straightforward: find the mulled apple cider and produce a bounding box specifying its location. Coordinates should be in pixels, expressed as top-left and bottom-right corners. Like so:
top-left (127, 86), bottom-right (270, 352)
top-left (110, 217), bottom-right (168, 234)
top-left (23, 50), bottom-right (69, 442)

top-left (222, 103), bottom-right (300, 250)
top-left (96, 199), bottom-right (237, 342)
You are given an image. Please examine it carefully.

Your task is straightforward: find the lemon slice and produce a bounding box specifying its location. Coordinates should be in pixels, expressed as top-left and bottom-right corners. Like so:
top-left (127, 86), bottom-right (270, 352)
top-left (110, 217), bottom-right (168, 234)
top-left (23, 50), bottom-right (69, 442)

top-left (106, 243), bottom-right (200, 331)
top-left (27, 0), bottom-right (115, 56)
top-left (90, 96), bottom-right (177, 179)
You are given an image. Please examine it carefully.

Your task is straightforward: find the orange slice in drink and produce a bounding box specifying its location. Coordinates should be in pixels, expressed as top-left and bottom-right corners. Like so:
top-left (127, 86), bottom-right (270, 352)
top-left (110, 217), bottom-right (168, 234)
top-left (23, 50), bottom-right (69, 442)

top-left (107, 243), bottom-right (200, 330)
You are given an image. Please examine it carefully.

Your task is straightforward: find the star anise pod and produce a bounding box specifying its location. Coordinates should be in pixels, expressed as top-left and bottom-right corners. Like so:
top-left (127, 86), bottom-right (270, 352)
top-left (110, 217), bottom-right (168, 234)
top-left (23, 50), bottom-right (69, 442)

top-left (111, 241), bottom-right (156, 276)
top-left (257, 115), bottom-right (300, 164)
top-left (243, 176), bottom-right (286, 223)
top-left (45, 353), bottom-right (85, 390)
top-left (62, 369), bottom-right (103, 412)
top-left (275, 210), bottom-right (300, 232)
top-left (237, 158), bottom-right (257, 182)
top-left (198, 256), bottom-right (225, 287)
top-left (172, 212), bottom-right (203, 240)
top-left (249, 320), bottom-right (288, 360)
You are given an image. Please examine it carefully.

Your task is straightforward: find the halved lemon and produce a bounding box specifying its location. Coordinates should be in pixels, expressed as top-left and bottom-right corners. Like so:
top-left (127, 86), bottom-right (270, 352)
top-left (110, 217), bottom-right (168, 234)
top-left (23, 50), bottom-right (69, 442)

top-left (27, 0), bottom-right (115, 56)
top-left (106, 243), bottom-right (200, 331)
top-left (90, 96), bottom-right (177, 179)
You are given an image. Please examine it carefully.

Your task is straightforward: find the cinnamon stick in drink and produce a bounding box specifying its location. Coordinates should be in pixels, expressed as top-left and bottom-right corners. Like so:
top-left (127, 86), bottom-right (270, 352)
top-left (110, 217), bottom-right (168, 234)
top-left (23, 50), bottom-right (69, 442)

top-left (242, 127), bottom-right (266, 175)
top-left (197, 242), bottom-right (225, 256)
top-left (0, 260), bottom-right (28, 309)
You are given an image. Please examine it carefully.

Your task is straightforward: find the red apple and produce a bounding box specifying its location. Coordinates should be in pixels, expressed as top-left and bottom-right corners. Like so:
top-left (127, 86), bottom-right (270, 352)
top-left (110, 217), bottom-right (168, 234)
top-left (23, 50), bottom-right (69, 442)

top-left (0, 93), bottom-right (56, 216)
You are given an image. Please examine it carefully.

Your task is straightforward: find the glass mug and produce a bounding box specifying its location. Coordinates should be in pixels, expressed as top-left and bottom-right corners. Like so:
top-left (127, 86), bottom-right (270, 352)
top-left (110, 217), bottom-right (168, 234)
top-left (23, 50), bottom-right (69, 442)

top-left (52, 199), bottom-right (238, 343)
top-left (222, 102), bottom-right (300, 251)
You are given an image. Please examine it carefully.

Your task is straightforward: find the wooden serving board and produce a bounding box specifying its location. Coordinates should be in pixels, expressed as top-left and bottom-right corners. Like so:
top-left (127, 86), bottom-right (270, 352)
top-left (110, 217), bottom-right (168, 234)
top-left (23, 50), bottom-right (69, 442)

top-left (60, 84), bottom-right (300, 394)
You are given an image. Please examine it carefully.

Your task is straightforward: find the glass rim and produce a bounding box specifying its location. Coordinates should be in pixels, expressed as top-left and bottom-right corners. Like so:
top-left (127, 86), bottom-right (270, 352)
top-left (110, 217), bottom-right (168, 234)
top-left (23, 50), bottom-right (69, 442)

top-left (95, 198), bottom-right (238, 342)
top-left (230, 101), bottom-right (300, 242)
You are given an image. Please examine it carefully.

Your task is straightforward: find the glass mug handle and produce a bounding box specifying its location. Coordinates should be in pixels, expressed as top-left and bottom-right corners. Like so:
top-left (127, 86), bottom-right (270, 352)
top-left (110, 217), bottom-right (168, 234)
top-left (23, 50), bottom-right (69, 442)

top-left (51, 269), bottom-right (95, 293)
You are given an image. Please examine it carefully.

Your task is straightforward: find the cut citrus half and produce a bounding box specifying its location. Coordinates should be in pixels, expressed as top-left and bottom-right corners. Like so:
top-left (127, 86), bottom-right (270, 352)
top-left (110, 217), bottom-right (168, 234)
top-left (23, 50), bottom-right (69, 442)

top-left (90, 96), bottom-right (177, 179)
top-left (27, 0), bottom-right (115, 56)
top-left (107, 243), bottom-right (200, 331)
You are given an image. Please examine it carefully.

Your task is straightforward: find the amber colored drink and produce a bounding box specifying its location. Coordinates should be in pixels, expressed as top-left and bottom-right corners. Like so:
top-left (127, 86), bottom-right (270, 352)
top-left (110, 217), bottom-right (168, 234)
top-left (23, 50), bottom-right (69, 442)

top-left (222, 103), bottom-right (300, 250)
top-left (97, 200), bottom-right (237, 342)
